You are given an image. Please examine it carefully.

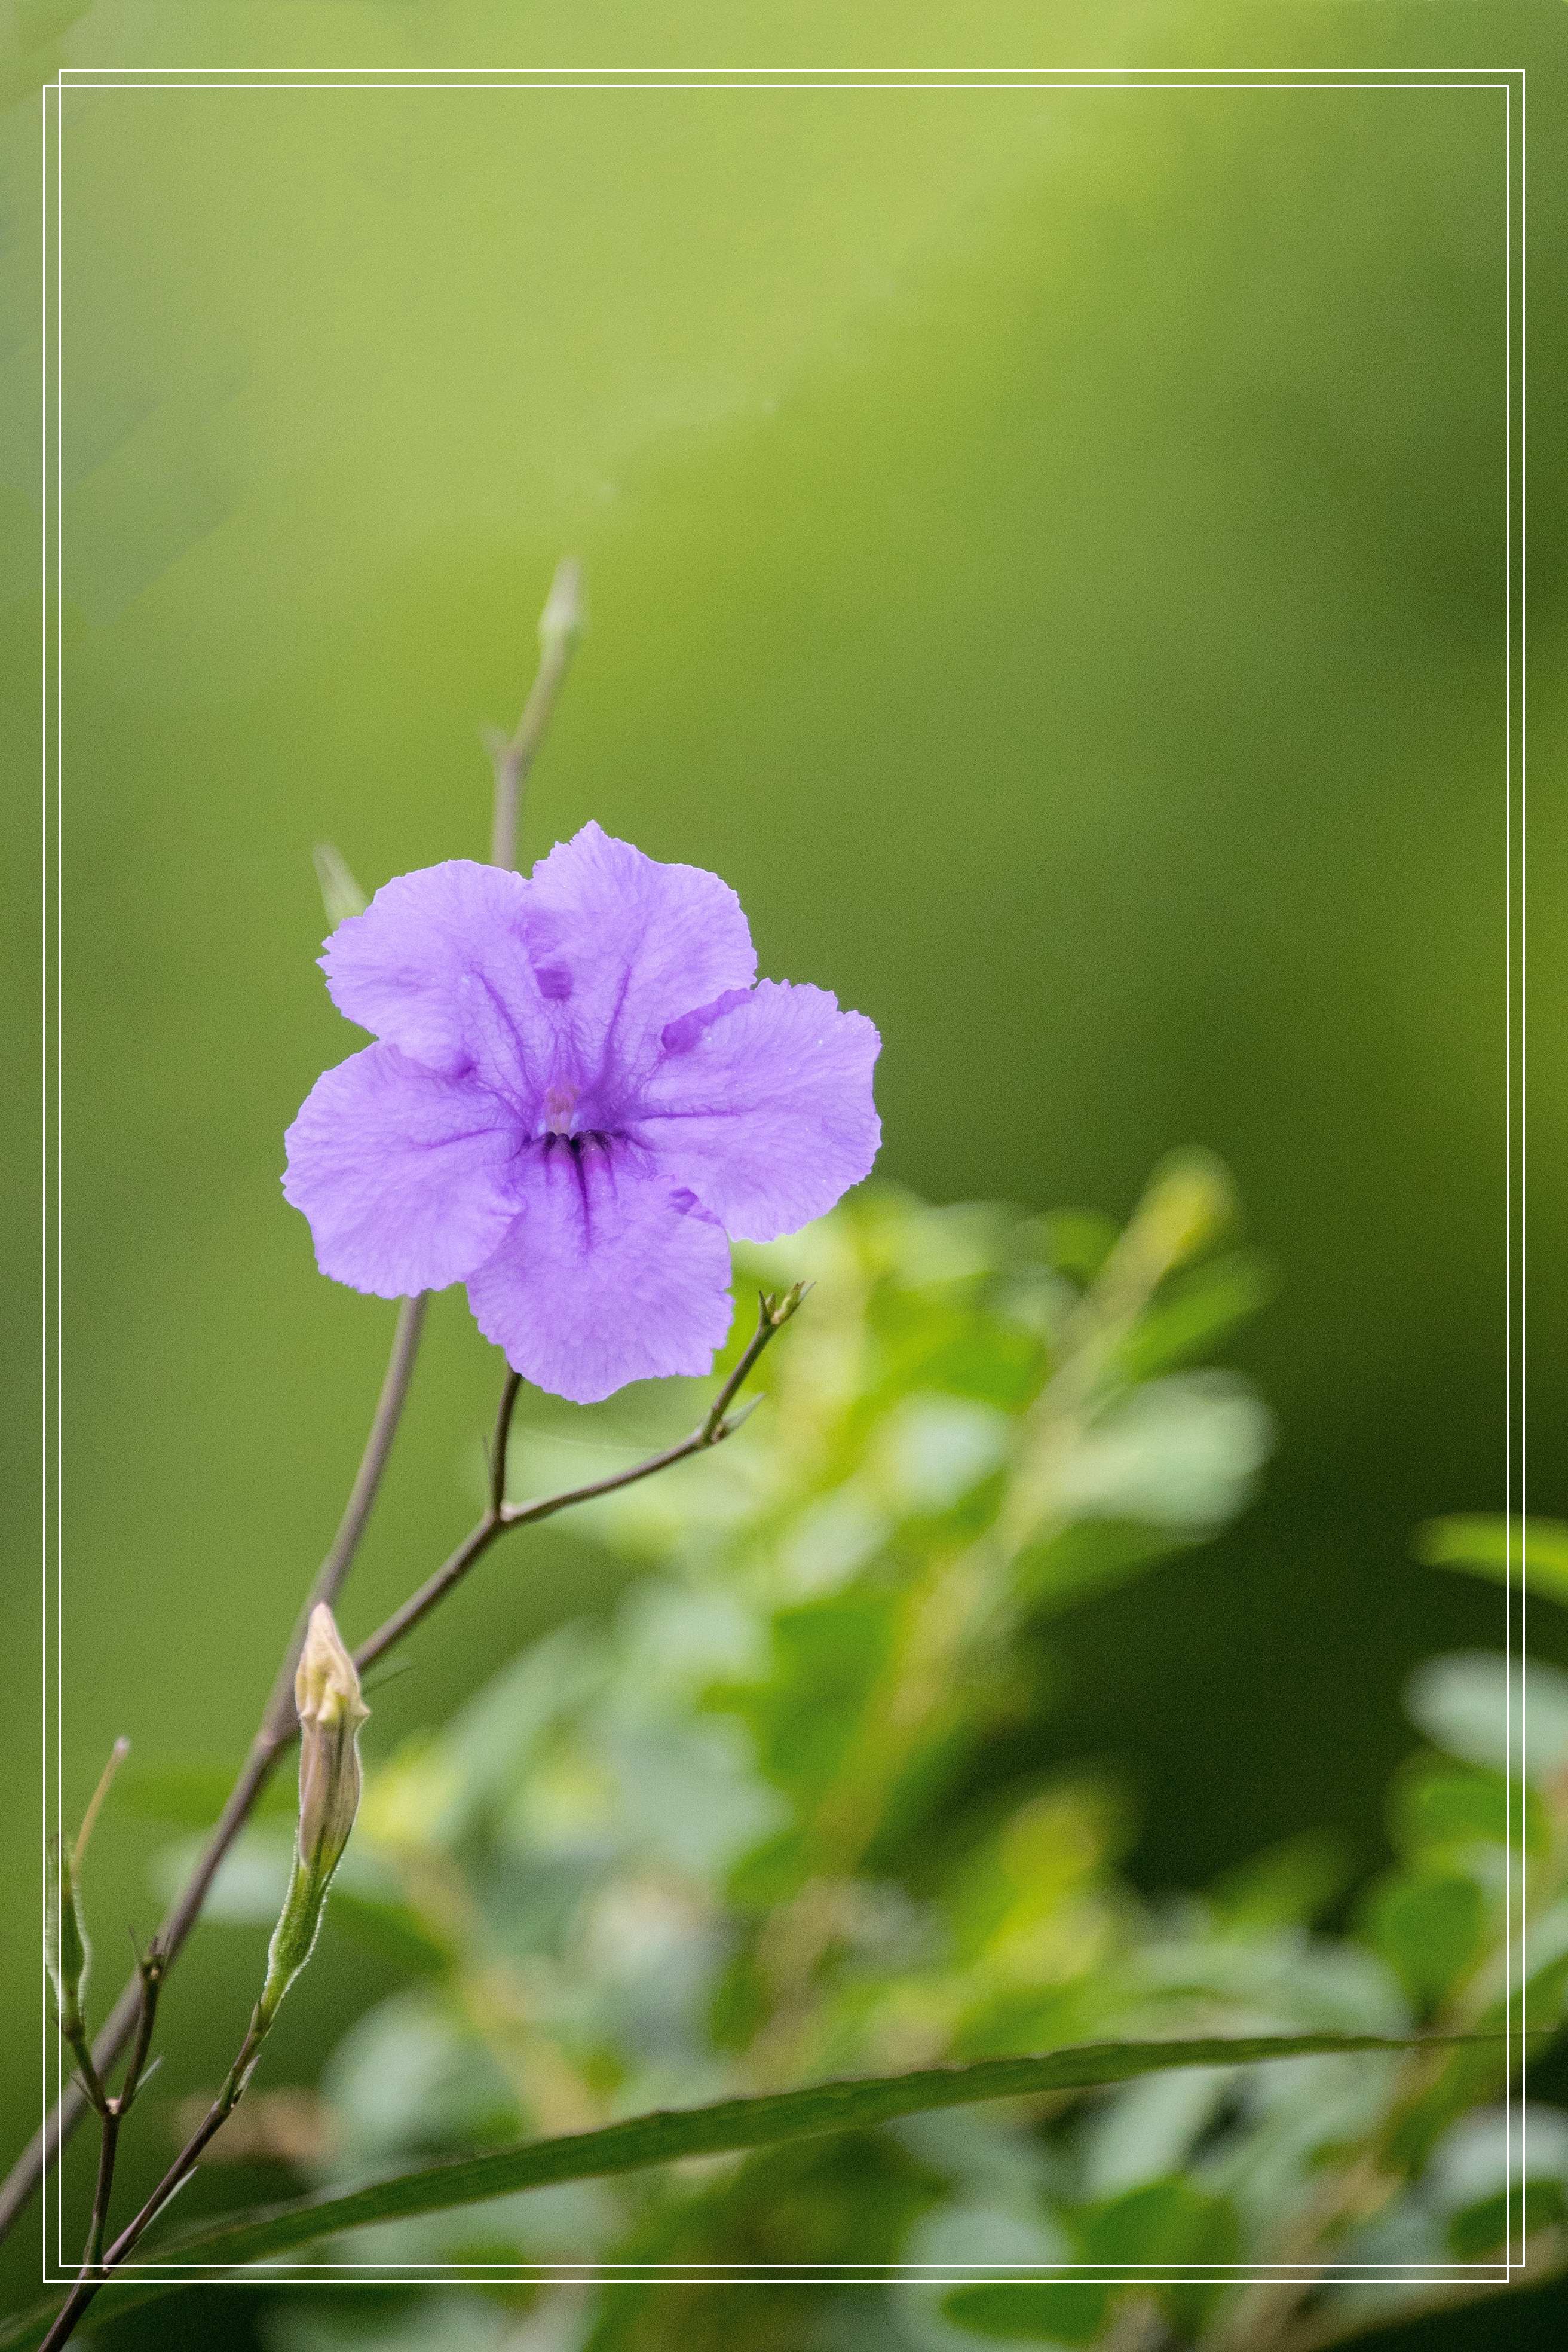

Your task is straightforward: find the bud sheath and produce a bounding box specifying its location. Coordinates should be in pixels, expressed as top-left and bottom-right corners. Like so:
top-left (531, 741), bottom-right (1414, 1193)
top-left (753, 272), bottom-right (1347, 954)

top-left (258, 1606), bottom-right (369, 2027)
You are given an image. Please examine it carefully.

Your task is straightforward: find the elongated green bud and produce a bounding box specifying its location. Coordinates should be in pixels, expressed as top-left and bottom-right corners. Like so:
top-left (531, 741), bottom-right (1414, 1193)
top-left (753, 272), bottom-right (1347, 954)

top-left (538, 555), bottom-right (585, 655)
top-left (258, 1606), bottom-right (369, 2027)
top-left (313, 842), bottom-right (368, 926)
top-left (45, 1736), bottom-right (128, 2056)
top-left (45, 1835), bottom-right (90, 2044)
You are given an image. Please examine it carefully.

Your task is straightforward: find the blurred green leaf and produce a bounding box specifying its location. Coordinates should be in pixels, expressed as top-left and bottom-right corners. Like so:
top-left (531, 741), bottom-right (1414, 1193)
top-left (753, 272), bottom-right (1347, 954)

top-left (945, 1783), bottom-right (1123, 1966)
top-left (1447, 2179), bottom-right (1564, 2259)
top-left (1082, 2176), bottom-right (1240, 2334)
top-left (1034, 1209), bottom-right (1119, 1286)
top-left (1050, 1373), bottom-right (1273, 1532)
top-left (940, 2179), bottom-right (1239, 2344)
top-left (1389, 1757), bottom-right (1545, 1860)
top-left (723, 1589), bottom-right (899, 1806)
top-left (1417, 1516), bottom-right (1568, 1602)
top-left (1114, 1248), bottom-right (1277, 1383)
top-left (1404, 1654), bottom-right (1568, 1784)
top-left (941, 2278), bottom-right (1107, 2344)
top-left (1013, 1516), bottom-right (1190, 1614)
top-left (1206, 1831), bottom-right (1353, 1931)
top-left (115, 1753), bottom-right (295, 1826)
top-left (1123, 1149), bottom-right (1239, 1276)
top-left (1361, 1870), bottom-right (1487, 2009)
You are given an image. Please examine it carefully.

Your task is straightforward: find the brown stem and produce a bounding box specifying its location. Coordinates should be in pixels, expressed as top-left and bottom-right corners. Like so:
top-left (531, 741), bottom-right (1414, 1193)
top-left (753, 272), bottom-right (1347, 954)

top-left (1, 1297), bottom-right (427, 2246)
top-left (56, 1945), bottom-right (163, 2332)
top-left (39, 2005), bottom-right (265, 2352)
top-left (79, 2115), bottom-right (118, 2277)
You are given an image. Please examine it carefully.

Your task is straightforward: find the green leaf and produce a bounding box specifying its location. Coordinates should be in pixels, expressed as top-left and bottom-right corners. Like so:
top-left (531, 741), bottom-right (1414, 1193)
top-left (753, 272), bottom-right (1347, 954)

top-left (1389, 1757), bottom-right (1546, 1860)
top-left (940, 2179), bottom-right (1241, 2349)
top-left (1206, 1831), bottom-right (1352, 1931)
top-left (1048, 1373), bottom-right (1272, 1534)
top-left (1012, 1517), bottom-right (1185, 1615)
top-left (113, 1753), bottom-right (295, 1827)
top-left (1080, 2178), bottom-right (1240, 2335)
top-left (1034, 1209), bottom-right (1119, 1285)
top-left (0, 2035), bottom-right (1476, 2348)
top-left (1447, 2178), bottom-right (1565, 2259)
top-left (1416, 1515), bottom-right (1568, 1603)
top-left (1361, 1871), bottom-right (1487, 2008)
top-left (1113, 1249), bottom-right (1277, 1383)
top-left (1405, 1653), bottom-right (1568, 1783)
top-left (942, 2280), bottom-right (1107, 2344)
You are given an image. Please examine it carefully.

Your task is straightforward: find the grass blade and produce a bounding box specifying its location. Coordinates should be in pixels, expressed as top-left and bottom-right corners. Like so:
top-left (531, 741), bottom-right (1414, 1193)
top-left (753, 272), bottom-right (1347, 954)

top-left (0, 2033), bottom-right (1494, 2346)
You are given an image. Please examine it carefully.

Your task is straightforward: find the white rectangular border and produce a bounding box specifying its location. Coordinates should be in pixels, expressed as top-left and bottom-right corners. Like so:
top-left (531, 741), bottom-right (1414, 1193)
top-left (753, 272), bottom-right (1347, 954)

top-left (38, 59), bottom-right (1528, 2301)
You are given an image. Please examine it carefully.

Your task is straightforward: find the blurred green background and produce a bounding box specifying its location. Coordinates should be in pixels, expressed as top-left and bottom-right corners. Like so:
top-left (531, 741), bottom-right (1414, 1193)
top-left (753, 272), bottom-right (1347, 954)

top-left (2, 0), bottom-right (1566, 2329)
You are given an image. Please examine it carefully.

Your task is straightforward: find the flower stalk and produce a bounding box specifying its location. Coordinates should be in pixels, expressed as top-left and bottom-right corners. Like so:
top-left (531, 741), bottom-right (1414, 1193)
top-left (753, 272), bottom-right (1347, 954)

top-left (38, 1612), bottom-right (369, 2352)
top-left (2, 556), bottom-right (824, 2281)
top-left (488, 555), bottom-right (585, 869)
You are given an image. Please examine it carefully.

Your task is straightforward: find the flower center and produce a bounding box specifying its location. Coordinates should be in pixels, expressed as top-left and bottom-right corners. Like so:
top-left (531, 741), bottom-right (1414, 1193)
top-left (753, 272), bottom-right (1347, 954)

top-left (541, 1083), bottom-right (580, 1138)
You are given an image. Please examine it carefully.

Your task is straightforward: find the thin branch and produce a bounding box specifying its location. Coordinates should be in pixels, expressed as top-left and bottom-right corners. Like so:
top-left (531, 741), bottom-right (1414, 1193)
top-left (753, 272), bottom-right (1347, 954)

top-left (117, 1945), bottom-right (164, 2117)
top-left (50, 1941), bottom-right (164, 2346)
top-left (0, 1297), bottom-right (428, 2244)
top-left (488, 557), bottom-right (584, 870)
top-left (8, 561), bottom-right (586, 2243)
top-left (39, 1997), bottom-right (265, 2352)
top-left (355, 1290), bottom-right (798, 1677)
top-left (488, 1370), bottom-right (524, 1518)
top-left (28, 1297), bottom-right (800, 2350)
top-left (79, 1946), bottom-right (162, 2277)
top-left (256, 1292), bottom-right (430, 1746)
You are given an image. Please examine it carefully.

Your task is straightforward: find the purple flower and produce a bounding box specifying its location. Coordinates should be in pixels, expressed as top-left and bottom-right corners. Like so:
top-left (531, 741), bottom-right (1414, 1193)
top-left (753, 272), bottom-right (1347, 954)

top-left (283, 824), bottom-right (880, 1403)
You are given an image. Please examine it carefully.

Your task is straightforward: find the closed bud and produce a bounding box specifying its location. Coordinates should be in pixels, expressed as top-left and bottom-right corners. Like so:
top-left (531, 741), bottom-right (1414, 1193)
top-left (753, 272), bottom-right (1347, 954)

top-left (313, 842), bottom-right (368, 926)
top-left (1128, 1149), bottom-right (1236, 1278)
top-left (538, 555), bottom-right (585, 654)
top-left (258, 1607), bottom-right (369, 2026)
top-left (45, 1835), bottom-right (90, 2044)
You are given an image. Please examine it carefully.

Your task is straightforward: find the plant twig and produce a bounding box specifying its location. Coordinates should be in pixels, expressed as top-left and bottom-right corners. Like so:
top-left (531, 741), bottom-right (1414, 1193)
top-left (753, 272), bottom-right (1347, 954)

top-left (488, 557), bottom-right (584, 870)
top-left (26, 1296), bottom-right (799, 2349)
top-left (0, 1297), bottom-right (428, 2244)
top-left (8, 558), bottom-right (586, 2244)
top-left (77, 1943), bottom-right (163, 2282)
top-left (39, 1991), bottom-right (262, 2352)
top-left (354, 1288), bottom-right (800, 1676)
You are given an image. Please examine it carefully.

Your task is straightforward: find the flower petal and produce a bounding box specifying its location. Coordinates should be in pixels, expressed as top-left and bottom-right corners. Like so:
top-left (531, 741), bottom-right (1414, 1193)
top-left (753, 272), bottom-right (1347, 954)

top-left (522, 823), bottom-right (757, 1098)
top-left (630, 979), bottom-right (881, 1242)
top-left (466, 1139), bottom-right (733, 1404)
top-left (321, 860), bottom-right (551, 1099)
top-left (283, 1043), bottom-right (520, 1297)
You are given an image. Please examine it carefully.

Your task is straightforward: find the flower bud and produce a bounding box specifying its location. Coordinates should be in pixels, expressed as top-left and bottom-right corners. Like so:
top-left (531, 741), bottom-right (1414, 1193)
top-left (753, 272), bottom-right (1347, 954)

top-left (313, 842), bottom-right (368, 926)
top-left (45, 1835), bottom-right (90, 2044)
top-left (538, 555), bottom-right (585, 654)
top-left (258, 1606), bottom-right (369, 2026)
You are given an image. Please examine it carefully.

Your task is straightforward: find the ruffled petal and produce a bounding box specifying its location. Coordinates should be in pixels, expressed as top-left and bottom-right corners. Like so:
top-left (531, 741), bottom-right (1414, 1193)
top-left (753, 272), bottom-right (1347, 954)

top-left (321, 860), bottom-right (553, 1103)
top-left (522, 823), bottom-right (757, 1101)
top-left (466, 1138), bottom-right (733, 1404)
top-left (629, 979), bottom-right (881, 1242)
top-left (283, 1043), bottom-right (520, 1297)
